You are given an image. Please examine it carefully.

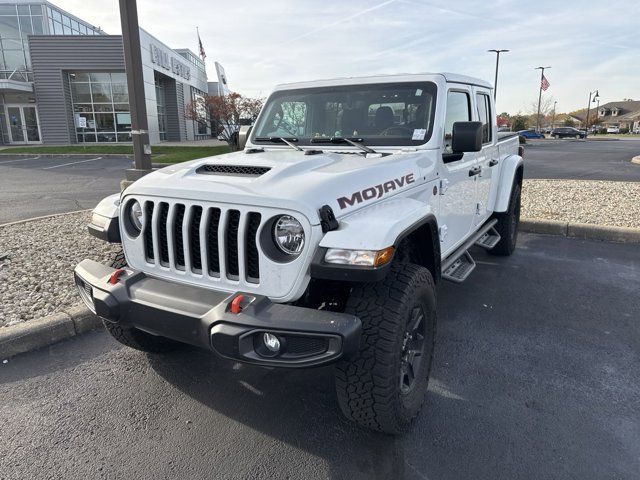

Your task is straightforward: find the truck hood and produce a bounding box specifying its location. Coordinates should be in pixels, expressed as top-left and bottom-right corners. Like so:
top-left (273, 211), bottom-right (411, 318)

top-left (124, 149), bottom-right (438, 224)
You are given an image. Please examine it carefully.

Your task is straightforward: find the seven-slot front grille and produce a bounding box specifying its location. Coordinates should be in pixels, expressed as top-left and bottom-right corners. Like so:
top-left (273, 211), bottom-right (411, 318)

top-left (142, 201), bottom-right (262, 283)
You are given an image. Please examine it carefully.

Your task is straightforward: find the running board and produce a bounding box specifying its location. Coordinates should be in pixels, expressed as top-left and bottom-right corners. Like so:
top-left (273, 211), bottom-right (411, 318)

top-left (441, 219), bottom-right (498, 283)
top-left (442, 251), bottom-right (475, 283)
top-left (475, 227), bottom-right (501, 250)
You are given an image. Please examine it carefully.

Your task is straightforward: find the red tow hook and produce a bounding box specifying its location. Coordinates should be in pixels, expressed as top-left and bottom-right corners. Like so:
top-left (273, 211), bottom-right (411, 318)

top-left (108, 268), bottom-right (126, 285)
top-left (230, 294), bottom-right (245, 314)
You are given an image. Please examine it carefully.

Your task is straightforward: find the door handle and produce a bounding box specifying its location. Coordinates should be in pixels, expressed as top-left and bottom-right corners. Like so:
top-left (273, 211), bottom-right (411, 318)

top-left (489, 159), bottom-right (499, 167)
top-left (468, 167), bottom-right (481, 177)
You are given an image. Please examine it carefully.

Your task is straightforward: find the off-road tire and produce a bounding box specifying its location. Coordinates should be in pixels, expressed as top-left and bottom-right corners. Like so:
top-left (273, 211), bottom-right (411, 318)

top-left (335, 263), bottom-right (437, 434)
top-left (110, 249), bottom-right (127, 269)
top-left (490, 182), bottom-right (521, 256)
top-left (103, 320), bottom-right (180, 353)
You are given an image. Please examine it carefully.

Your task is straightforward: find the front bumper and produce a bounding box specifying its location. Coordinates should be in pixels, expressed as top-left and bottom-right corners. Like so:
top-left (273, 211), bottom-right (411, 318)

top-left (74, 259), bottom-right (361, 368)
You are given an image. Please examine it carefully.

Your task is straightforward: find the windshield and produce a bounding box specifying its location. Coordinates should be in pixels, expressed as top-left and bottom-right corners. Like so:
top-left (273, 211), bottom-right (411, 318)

top-left (252, 82), bottom-right (437, 147)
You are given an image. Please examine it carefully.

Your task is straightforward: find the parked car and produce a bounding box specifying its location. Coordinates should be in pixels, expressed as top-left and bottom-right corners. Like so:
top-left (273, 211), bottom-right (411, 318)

top-left (606, 126), bottom-right (620, 134)
top-left (75, 73), bottom-right (523, 434)
top-left (518, 129), bottom-right (545, 139)
top-left (551, 127), bottom-right (586, 139)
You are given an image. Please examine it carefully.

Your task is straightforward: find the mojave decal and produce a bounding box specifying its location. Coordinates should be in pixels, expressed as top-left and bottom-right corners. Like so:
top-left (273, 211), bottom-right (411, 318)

top-left (337, 173), bottom-right (415, 209)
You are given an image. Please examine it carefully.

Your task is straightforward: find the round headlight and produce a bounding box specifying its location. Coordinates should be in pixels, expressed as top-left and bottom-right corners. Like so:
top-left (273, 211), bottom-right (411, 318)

top-left (273, 215), bottom-right (305, 255)
top-left (129, 201), bottom-right (143, 232)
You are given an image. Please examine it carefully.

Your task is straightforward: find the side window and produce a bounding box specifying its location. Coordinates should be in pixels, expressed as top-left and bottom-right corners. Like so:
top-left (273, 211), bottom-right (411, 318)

top-left (475, 93), bottom-right (492, 144)
top-left (444, 90), bottom-right (471, 154)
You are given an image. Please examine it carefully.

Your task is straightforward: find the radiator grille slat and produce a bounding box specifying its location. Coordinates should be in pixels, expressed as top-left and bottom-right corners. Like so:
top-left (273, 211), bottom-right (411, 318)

top-left (144, 202), bottom-right (155, 261)
top-left (246, 213), bottom-right (261, 282)
top-left (158, 203), bottom-right (170, 266)
top-left (173, 204), bottom-right (186, 269)
top-left (207, 208), bottom-right (222, 276)
top-left (190, 206), bottom-right (203, 272)
top-left (226, 210), bottom-right (241, 279)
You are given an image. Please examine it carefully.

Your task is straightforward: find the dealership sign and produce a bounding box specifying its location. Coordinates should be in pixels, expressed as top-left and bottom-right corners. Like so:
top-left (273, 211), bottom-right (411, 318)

top-left (150, 44), bottom-right (191, 81)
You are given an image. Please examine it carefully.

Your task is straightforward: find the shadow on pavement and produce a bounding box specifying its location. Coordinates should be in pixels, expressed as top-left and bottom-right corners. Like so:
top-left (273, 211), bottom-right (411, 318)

top-left (146, 346), bottom-right (424, 480)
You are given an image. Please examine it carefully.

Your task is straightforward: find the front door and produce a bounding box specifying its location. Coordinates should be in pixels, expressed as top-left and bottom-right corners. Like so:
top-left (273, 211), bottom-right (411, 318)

top-left (438, 87), bottom-right (479, 257)
top-left (6, 105), bottom-right (42, 144)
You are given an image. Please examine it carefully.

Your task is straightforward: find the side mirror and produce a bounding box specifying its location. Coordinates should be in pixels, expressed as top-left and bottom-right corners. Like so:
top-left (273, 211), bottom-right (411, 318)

top-left (452, 121), bottom-right (483, 153)
top-left (238, 125), bottom-right (253, 150)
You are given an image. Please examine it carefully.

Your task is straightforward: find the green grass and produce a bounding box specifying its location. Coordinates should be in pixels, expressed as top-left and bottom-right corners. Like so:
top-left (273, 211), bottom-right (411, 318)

top-left (0, 145), bottom-right (231, 163)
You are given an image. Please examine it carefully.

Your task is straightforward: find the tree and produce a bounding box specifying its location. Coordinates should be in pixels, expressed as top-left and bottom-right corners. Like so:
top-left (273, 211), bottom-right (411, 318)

top-left (528, 94), bottom-right (556, 129)
top-left (511, 113), bottom-right (528, 131)
top-left (185, 92), bottom-right (264, 150)
top-left (563, 117), bottom-right (575, 127)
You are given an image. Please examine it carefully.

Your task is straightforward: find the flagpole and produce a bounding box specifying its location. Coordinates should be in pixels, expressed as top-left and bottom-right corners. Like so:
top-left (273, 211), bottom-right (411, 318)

top-left (535, 66), bottom-right (551, 133)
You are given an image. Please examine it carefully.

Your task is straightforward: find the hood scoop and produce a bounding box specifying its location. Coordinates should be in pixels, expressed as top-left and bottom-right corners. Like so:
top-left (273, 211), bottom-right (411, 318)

top-left (196, 164), bottom-right (271, 177)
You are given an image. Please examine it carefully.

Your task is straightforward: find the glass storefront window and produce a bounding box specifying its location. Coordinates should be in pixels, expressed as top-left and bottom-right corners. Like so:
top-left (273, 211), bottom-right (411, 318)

top-left (69, 71), bottom-right (131, 143)
top-left (32, 16), bottom-right (43, 35)
top-left (0, 15), bottom-right (20, 38)
top-left (91, 83), bottom-right (112, 103)
top-left (0, 5), bottom-right (16, 15)
top-left (71, 82), bottom-right (91, 103)
top-left (19, 16), bottom-right (32, 36)
top-left (155, 79), bottom-right (167, 141)
top-left (0, 5), bottom-right (102, 80)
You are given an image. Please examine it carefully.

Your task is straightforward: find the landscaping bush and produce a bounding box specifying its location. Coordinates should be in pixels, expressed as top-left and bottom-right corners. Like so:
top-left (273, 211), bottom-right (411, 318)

top-left (620, 128), bottom-right (629, 134)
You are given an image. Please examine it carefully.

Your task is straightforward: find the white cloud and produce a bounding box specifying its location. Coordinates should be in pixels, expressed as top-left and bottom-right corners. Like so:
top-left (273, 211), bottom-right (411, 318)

top-left (55, 0), bottom-right (640, 113)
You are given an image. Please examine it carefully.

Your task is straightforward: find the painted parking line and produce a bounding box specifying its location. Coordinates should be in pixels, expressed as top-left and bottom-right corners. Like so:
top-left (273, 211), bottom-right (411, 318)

top-left (42, 156), bottom-right (104, 170)
top-left (0, 155), bottom-right (43, 164)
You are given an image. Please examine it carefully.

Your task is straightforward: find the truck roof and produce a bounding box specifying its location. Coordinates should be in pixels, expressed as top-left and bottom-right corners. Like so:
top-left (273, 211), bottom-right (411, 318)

top-left (274, 73), bottom-right (492, 91)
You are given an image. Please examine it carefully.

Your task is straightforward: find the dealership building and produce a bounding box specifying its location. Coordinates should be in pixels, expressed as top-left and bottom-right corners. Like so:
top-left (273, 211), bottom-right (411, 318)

top-left (0, 0), bottom-right (210, 145)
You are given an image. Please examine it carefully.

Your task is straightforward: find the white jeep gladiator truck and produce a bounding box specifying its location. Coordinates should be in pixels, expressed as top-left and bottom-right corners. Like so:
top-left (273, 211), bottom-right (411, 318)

top-left (75, 73), bottom-right (523, 434)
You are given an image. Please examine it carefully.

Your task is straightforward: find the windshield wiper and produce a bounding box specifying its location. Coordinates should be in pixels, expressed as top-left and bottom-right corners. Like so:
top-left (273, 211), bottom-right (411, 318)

top-left (254, 136), bottom-right (302, 151)
top-left (310, 137), bottom-right (376, 154)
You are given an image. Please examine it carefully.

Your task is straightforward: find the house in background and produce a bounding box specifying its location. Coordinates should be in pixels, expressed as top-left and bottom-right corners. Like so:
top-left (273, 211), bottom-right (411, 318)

top-left (595, 100), bottom-right (640, 132)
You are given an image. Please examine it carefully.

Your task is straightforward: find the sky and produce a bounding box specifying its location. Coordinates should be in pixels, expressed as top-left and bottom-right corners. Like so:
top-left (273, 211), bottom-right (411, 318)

top-left (57, 0), bottom-right (640, 115)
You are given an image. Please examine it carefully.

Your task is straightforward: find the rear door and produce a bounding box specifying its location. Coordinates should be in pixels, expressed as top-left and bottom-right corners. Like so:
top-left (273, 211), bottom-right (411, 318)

top-left (438, 86), bottom-right (478, 256)
top-left (473, 88), bottom-right (499, 225)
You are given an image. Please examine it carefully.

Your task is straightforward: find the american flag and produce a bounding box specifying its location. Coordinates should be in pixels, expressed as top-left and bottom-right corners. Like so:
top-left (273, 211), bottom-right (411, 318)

top-left (197, 29), bottom-right (206, 61)
top-left (541, 74), bottom-right (550, 91)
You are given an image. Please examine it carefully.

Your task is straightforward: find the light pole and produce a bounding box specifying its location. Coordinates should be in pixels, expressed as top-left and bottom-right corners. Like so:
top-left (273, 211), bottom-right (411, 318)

top-left (551, 100), bottom-right (557, 130)
top-left (488, 49), bottom-right (509, 101)
top-left (584, 90), bottom-right (599, 139)
top-left (535, 66), bottom-right (551, 133)
top-left (119, 0), bottom-right (152, 187)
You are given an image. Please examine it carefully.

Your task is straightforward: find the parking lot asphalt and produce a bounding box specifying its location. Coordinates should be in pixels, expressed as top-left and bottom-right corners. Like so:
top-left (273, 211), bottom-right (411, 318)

top-left (2, 233), bottom-right (639, 480)
top-left (0, 155), bottom-right (129, 224)
top-left (524, 139), bottom-right (640, 181)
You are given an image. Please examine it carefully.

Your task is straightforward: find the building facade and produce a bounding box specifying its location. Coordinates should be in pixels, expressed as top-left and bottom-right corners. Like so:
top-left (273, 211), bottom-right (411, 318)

top-left (596, 101), bottom-right (640, 133)
top-left (0, 0), bottom-right (209, 145)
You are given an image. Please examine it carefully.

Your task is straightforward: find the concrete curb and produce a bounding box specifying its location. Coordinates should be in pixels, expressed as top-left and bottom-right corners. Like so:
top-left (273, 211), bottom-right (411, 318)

top-left (631, 155), bottom-right (640, 165)
top-left (0, 209), bottom-right (91, 229)
top-left (520, 218), bottom-right (640, 243)
top-left (1, 305), bottom-right (100, 359)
